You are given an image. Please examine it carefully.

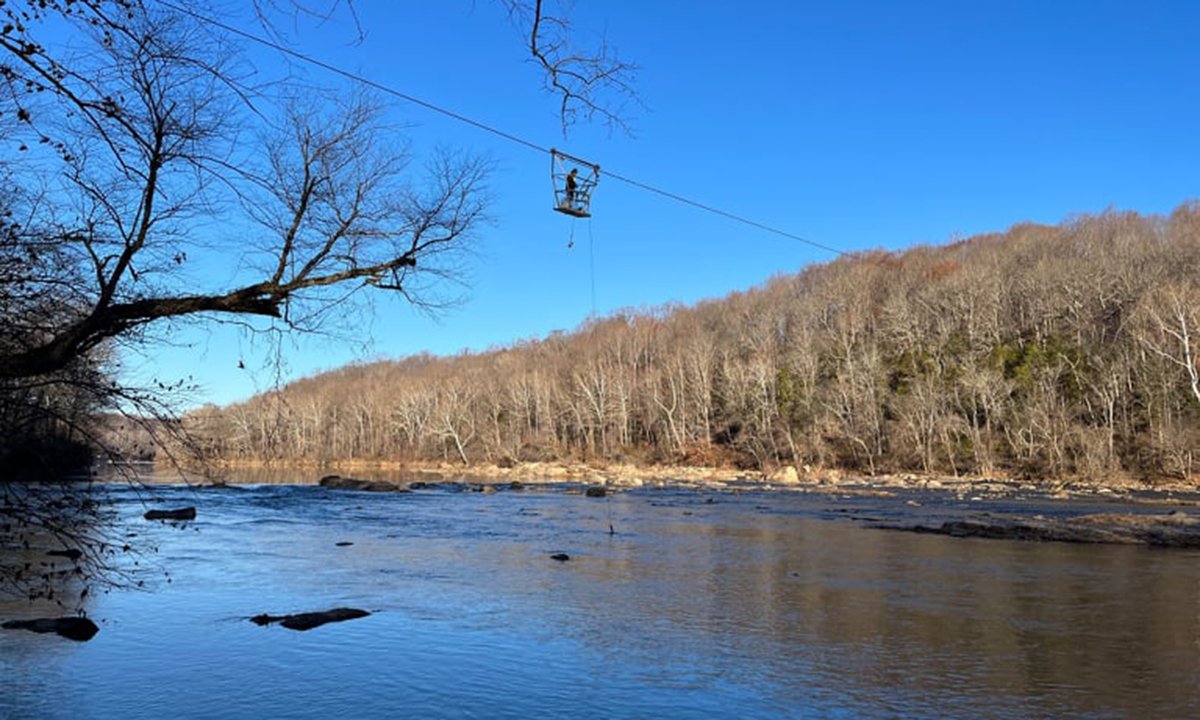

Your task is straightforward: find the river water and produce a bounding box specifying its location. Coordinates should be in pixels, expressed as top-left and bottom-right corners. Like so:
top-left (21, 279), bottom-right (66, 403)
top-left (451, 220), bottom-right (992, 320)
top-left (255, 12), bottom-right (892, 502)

top-left (2, 477), bottom-right (1199, 719)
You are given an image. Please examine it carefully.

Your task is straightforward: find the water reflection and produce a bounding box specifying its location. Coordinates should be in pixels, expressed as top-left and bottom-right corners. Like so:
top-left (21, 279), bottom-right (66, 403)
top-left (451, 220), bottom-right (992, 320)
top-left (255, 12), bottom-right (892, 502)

top-left (1, 482), bottom-right (1198, 719)
top-left (511, 497), bottom-right (1200, 718)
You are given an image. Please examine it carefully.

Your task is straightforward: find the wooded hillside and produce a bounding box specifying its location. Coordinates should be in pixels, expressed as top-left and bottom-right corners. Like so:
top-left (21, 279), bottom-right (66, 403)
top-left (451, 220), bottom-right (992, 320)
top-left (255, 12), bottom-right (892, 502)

top-left (188, 204), bottom-right (1200, 481)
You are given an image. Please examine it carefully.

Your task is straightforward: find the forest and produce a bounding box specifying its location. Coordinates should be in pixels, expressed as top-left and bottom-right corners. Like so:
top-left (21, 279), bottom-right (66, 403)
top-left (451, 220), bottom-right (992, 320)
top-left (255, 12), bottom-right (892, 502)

top-left (187, 203), bottom-right (1200, 483)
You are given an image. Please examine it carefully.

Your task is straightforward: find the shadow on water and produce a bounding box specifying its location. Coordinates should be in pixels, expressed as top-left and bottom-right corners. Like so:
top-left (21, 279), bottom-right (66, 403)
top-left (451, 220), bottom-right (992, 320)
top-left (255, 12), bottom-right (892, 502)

top-left (0, 479), bottom-right (147, 613)
top-left (3, 475), bottom-right (1199, 719)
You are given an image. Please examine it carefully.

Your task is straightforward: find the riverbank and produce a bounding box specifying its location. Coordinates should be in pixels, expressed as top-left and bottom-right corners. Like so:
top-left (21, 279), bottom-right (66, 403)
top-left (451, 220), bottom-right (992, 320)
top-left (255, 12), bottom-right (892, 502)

top-left (203, 458), bottom-right (1198, 499)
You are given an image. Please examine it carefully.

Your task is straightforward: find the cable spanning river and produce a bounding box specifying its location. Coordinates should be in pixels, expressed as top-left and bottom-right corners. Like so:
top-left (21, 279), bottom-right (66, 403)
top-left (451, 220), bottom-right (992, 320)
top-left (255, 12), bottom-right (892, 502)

top-left (2, 477), bottom-right (1199, 719)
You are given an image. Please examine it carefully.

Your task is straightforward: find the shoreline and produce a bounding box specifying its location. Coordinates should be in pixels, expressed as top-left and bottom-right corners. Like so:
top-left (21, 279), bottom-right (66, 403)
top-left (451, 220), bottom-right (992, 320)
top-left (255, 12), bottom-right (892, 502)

top-left (198, 458), bottom-right (1199, 499)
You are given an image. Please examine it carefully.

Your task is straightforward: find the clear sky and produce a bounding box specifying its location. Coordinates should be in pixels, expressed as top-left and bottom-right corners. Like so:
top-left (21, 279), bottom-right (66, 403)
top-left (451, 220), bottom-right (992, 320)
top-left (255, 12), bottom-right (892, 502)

top-left (127, 0), bottom-right (1200, 408)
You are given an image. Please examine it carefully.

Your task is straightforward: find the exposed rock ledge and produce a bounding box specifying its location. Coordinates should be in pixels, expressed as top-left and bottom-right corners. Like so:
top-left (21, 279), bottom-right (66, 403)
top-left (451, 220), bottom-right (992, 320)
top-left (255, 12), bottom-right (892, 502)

top-left (250, 607), bottom-right (371, 631)
top-left (2, 617), bottom-right (100, 641)
top-left (889, 511), bottom-right (1200, 548)
top-left (217, 458), bottom-right (1199, 496)
top-left (318, 476), bottom-right (410, 493)
top-left (144, 506), bottom-right (197, 521)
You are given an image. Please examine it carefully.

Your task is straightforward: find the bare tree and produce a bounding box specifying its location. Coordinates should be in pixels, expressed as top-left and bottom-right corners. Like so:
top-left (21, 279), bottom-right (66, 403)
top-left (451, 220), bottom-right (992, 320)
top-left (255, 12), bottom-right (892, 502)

top-left (1135, 283), bottom-right (1200, 407)
top-left (2, 0), bottom-right (640, 383)
top-left (499, 0), bottom-right (641, 135)
top-left (1, 10), bottom-right (488, 381)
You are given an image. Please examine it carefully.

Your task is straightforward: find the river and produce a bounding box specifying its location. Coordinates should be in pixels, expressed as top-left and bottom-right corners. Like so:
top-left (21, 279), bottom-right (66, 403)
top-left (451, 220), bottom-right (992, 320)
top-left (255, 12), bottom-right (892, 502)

top-left (2, 476), bottom-right (1198, 719)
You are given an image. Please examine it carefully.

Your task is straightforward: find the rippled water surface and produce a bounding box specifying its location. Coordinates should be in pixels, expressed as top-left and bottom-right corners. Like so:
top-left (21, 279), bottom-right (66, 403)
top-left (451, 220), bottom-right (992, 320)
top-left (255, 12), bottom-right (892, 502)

top-left (3, 478), bottom-right (1199, 719)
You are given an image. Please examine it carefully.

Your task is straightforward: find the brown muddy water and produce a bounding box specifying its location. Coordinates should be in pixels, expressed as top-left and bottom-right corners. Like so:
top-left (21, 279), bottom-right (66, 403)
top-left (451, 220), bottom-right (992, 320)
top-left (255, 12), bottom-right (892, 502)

top-left (2, 473), bottom-right (1198, 719)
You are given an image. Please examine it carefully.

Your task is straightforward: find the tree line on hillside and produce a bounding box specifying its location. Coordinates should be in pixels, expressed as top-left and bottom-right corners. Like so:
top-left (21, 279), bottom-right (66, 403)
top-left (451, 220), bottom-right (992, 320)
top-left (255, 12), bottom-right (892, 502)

top-left (188, 205), bottom-right (1200, 482)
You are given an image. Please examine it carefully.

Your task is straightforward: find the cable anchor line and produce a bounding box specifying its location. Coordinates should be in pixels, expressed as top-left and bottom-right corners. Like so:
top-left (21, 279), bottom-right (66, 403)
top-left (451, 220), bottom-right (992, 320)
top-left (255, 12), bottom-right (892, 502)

top-left (157, 0), bottom-right (848, 258)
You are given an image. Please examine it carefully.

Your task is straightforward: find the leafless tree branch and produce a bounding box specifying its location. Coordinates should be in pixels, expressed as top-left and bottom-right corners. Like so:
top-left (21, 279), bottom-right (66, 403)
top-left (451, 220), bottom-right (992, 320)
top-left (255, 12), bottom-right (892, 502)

top-left (499, 0), bottom-right (642, 135)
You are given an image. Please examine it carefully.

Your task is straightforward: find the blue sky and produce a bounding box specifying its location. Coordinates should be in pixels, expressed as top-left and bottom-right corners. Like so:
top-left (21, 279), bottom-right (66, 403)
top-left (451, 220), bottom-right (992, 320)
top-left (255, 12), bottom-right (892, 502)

top-left (127, 1), bottom-right (1200, 407)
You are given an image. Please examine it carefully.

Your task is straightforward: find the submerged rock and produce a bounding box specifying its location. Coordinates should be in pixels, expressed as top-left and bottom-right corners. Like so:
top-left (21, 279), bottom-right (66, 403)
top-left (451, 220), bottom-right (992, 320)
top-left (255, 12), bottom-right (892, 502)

top-left (890, 511), bottom-right (1200, 548)
top-left (584, 486), bottom-right (607, 498)
top-left (144, 507), bottom-right (196, 521)
top-left (318, 476), bottom-right (409, 493)
top-left (250, 607), bottom-right (370, 631)
top-left (913, 520), bottom-right (1121, 544)
top-left (196, 481), bottom-right (243, 490)
top-left (2, 617), bottom-right (100, 642)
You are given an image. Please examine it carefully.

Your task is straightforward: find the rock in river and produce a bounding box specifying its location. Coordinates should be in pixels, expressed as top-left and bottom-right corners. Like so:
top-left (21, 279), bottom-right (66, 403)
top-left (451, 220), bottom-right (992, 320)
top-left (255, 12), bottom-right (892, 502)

top-left (318, 476), bottom-right (409, 493)
top-left (890, 511), bottom-right (1200, 548)
top-left (144, 507), bottom-right (197, 521)
top-left (250, 608), bottom-right (371, 631)
top-left (3, 617), bottom-right (100, 642)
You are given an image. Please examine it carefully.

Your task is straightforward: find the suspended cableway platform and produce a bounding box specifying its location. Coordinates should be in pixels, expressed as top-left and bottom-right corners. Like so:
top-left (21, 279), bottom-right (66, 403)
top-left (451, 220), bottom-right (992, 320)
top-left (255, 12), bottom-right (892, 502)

top-left (550, 148), bottom-right (600, 218)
